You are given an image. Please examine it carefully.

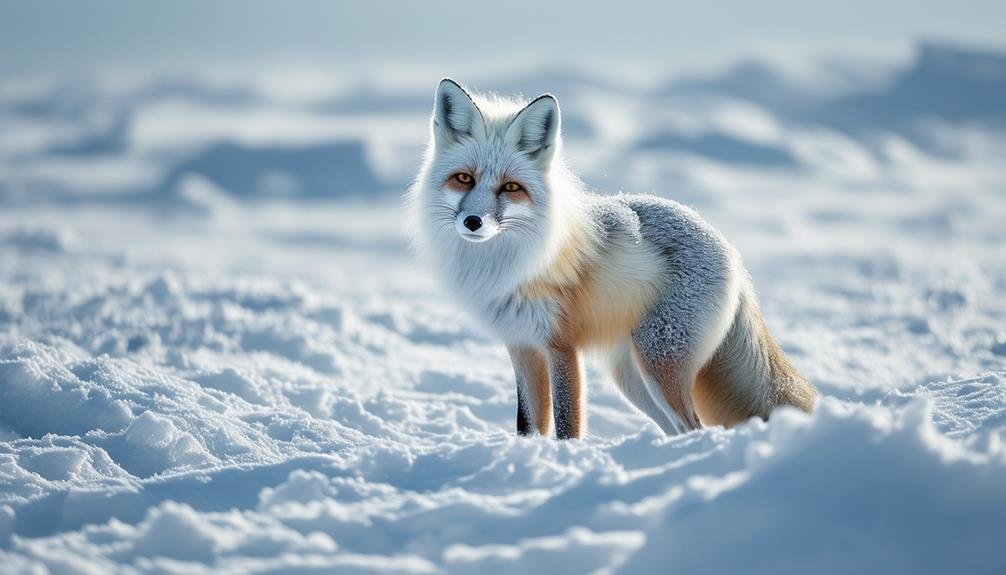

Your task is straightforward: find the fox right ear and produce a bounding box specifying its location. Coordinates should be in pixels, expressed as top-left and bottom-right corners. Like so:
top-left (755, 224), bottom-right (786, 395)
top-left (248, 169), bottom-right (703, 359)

top-left (432, 78), bottom-right (485, 146)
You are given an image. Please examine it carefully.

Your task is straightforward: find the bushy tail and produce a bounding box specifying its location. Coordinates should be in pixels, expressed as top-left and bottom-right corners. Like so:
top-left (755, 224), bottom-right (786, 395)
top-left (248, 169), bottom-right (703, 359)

top-left (693, 287), bottom-right (818, 427)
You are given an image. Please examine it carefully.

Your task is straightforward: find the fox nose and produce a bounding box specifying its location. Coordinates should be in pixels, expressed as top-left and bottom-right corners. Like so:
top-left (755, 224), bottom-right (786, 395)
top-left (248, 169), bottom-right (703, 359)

top-left (463, 215), bottom-right (483, 232)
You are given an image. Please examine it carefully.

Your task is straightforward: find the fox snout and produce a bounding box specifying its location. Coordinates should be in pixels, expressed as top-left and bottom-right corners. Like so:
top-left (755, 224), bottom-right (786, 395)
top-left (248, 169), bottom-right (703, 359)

top-left (455, 212), bottom-right (498, 242)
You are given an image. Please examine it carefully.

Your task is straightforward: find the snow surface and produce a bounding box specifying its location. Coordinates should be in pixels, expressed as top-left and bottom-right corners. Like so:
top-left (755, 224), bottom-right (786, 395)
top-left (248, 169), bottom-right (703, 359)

top-left (1, 42), bottom-right (1006, 573)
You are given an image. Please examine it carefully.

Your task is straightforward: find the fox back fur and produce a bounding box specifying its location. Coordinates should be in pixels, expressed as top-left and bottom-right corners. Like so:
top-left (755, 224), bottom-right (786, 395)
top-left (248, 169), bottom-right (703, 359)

top-left (409, 78), bottom-right (817, 439)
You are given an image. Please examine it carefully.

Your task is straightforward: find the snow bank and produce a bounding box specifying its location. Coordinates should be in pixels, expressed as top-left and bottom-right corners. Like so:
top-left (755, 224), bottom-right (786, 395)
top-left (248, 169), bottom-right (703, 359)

top-left (1, 345), bottom-right (1002, 574)
top-left (621, 401), bottom-right (1006, 574)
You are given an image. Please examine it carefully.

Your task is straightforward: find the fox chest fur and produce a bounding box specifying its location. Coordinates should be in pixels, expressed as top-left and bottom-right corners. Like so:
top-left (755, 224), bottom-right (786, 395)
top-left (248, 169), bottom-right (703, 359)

top-left (446, 202), bottom-right (669, 350)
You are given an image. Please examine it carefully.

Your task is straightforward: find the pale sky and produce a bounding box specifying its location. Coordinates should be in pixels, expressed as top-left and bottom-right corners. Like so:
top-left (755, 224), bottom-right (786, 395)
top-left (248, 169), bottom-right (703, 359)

top-left (2, 0), bottom-right (1004, 74)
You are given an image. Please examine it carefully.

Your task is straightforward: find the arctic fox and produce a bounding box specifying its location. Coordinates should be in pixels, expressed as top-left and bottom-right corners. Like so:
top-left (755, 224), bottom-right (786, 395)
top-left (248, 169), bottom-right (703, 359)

top-left (410, 78), bottom-right (817, 439)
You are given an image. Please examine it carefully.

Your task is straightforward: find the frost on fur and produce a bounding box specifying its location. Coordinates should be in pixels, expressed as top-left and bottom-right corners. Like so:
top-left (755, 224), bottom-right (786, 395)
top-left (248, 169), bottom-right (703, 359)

top-left (411, 78), bottom-right (817, 439)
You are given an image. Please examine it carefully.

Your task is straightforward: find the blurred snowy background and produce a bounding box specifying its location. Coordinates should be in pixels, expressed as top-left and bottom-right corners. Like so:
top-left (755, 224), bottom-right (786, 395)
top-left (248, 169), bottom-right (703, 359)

top-left (1, 1), bottom-right (1005, 573)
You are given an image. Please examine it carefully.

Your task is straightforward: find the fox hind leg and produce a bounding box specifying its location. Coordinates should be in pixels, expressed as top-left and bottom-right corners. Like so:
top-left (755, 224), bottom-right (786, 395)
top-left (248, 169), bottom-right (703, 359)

top-left (635, 354), bottom-right (701, 433)
top-left (608, 339), bottom-right (683, 434)
top-left (632, 320), bottom-right (703, 434)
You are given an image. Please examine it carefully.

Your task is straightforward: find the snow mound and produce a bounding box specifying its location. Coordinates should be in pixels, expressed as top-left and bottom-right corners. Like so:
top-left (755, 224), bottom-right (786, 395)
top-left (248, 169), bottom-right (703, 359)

top-left (621, 400), bottom-right (1006, 574)
top-left (154, 141), bottom-right (384, 200)
top-left (1, 226), bottom-right (75, 253)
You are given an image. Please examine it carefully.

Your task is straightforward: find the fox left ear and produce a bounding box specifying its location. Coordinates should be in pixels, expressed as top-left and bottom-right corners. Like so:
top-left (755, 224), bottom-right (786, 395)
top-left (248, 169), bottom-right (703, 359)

top-left (432, 78), bottom-right (486, 147)
top-left (505, 94), bottom-right (560, 164)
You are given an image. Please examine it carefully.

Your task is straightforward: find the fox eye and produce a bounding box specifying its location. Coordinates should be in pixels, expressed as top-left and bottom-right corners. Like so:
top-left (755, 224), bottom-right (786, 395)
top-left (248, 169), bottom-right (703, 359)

top-left (498, 181), bottom-right (532, 203)
top-left (446, 172), bottom-right (475, 192)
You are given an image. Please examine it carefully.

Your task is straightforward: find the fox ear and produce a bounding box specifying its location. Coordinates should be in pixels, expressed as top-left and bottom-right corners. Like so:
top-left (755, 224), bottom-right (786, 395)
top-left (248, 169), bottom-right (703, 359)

top-left (432, 78), bottom-right (485, 146)
top-left (505, 94), bottom-right (560, 164)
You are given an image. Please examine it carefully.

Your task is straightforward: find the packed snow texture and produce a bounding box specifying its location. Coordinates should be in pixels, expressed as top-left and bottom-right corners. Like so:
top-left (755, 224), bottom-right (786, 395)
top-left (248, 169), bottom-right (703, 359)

top-left (1, 42), bottom-right (1006, 573)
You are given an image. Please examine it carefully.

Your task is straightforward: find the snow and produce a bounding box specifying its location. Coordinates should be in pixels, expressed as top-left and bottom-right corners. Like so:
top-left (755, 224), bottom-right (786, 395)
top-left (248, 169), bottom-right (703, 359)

top-left (1, 42), bottom-right (1006, 573)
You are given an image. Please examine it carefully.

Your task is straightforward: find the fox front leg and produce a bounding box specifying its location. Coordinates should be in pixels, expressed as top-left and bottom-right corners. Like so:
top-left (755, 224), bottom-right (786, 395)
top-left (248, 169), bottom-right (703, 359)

top-left (515, 385), bottom-right (531, 435)
top-left (507, 347), bottom-right (552, 436)
top-left (547, 344), bottom-right (585, 439)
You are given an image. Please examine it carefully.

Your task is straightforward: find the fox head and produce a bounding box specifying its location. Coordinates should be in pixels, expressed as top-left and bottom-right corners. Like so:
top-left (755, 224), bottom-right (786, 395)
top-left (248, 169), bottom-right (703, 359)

top-left (411, 78), bottom-right (578, 296)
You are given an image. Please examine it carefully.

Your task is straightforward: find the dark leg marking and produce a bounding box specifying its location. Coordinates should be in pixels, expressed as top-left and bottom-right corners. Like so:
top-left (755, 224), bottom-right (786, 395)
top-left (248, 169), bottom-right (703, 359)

top-left (516, 385), bottom-right (531, 436)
